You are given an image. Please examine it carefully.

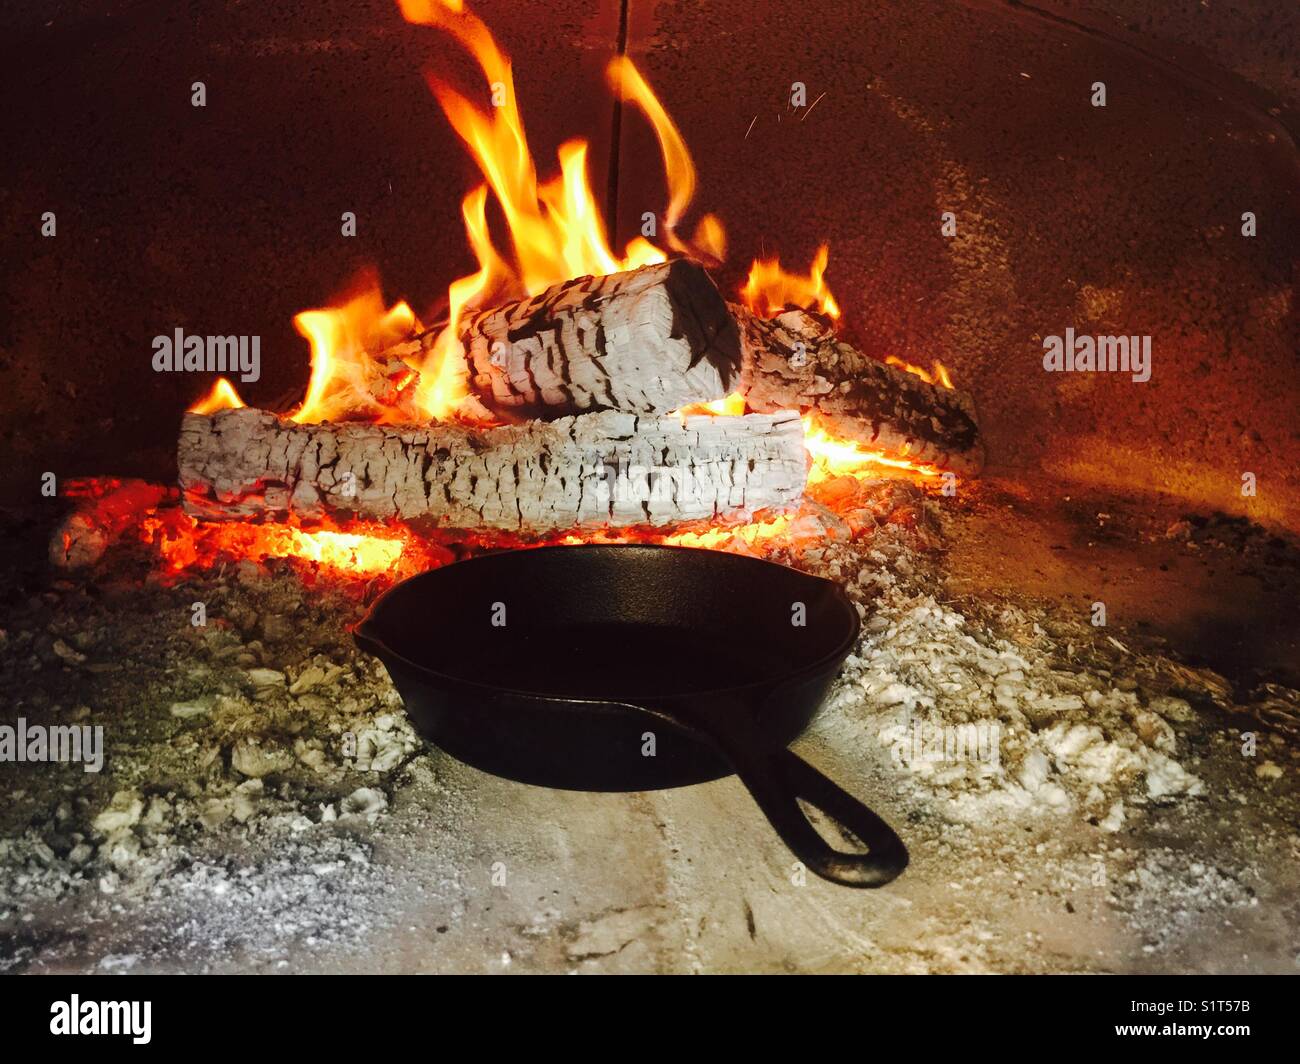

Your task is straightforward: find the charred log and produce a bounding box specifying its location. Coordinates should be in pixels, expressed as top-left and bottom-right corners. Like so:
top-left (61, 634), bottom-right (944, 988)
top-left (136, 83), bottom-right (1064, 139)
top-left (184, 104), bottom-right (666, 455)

top-left (733, 305), bottom-right (984, 475)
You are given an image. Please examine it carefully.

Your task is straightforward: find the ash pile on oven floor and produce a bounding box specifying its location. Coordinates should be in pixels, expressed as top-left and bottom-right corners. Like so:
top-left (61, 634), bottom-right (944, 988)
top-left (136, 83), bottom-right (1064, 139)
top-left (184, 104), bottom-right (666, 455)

top-left (1, 480), bottom-right (1297, 973)
top-left (0, 556), bottom-right (425, 969)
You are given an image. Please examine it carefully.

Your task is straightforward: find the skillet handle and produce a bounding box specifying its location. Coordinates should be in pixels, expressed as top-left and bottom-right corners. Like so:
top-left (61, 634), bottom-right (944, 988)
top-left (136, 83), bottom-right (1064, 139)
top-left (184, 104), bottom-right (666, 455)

top-left (699, 719), bottom-right (908, 888)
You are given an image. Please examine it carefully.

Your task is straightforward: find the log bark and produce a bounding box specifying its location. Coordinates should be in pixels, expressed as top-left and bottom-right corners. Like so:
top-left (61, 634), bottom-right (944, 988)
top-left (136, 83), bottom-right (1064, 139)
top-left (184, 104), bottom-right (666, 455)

top-left (178, 407), bottom-right (805, 532)
top-left (734, 305), bottom-right (984, 474)
top-left (461, 259), bottom-right (741, 418)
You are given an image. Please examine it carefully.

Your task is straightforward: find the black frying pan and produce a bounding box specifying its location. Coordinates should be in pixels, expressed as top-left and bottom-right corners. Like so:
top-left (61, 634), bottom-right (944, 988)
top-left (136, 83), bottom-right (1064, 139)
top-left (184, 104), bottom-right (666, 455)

top-left (354, 544), bottom-right (907, 887)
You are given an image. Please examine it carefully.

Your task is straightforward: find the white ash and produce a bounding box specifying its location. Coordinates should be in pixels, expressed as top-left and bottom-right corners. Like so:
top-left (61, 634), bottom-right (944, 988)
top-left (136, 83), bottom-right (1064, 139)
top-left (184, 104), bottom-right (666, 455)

top-left (1111, 847), bottom-right (1258, 952)
top-left (0, 563), bottom-right (425, 969)
top-left (795, 536), bottom-right (1217, 825)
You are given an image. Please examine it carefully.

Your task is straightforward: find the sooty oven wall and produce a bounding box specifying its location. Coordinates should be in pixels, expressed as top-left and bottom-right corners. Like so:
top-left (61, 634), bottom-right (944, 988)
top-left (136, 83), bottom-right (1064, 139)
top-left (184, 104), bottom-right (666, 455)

top-left (2, 1), bottom-right (1297, 526)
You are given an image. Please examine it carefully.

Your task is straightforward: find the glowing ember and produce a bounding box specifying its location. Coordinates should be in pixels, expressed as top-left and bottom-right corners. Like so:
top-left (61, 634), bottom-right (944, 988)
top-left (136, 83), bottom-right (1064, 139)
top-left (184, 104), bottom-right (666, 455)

top-left (141, 510), bottom-right (441, 578)
top-left (663, 514), bottom-right (792, 551)
top-left (884, 355), bottom-right (954, 390)
top-left (552, 513), bottom-right (794, 555)
top-left (740, 244), bottom-right (840, 321)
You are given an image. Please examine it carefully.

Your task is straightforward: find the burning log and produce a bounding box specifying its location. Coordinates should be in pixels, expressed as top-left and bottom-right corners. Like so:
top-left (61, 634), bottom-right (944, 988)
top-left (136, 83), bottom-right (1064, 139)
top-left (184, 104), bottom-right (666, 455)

top-left (456, 258), bottom-right (981, 474)
top-left (733, 305), bottom-right (984, 475)
top-left (178, 407), bottom-right (805, 533)
top-left (51, 480), bottom-right (170, 569)
top-left (462, 259), bottom-right (741, 418)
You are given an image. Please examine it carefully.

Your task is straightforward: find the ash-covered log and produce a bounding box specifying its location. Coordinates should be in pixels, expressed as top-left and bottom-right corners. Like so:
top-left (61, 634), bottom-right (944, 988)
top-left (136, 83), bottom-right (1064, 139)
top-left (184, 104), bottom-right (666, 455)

top-left (178, 407), bottom-right (805, 533)
top-left (461, 259), bottom-right (740, 418)
top-left (733, 305), bottom-right (984, 475)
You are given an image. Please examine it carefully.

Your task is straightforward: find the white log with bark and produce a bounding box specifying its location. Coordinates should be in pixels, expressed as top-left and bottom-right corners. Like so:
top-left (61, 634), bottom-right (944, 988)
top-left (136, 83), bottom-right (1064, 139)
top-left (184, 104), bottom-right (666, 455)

top-left (178, 407), bottom-right (805, 532)
top-left (461, 259), bottom-right (741, 418)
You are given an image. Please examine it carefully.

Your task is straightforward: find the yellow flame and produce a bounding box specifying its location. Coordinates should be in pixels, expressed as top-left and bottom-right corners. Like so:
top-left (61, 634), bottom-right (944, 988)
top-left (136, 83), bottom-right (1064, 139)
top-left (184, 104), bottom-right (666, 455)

top-left (692, 213), bottom-right (727, 262)
top-left (290, 274), bottom-right (419, 424)
top-left (408, 2), bottom-right (681, 298)
top-left (885, 355), bottom-right (954, 390)
top-left (664, 514), bottom-right (793, 550)
top-left (190, 377), bottom-right (246, 414)
top-left (607, 57), bottom-right (694, 233)
top-left (741, 244), bottom-right (840, 320)
top-left (803, 416), bottom-right (946, 481)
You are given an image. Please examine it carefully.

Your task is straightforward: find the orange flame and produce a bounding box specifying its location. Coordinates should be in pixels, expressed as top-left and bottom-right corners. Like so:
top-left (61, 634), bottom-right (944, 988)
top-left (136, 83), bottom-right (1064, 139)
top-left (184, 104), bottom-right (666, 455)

top-left (607, 56), bottom-right (696, 246)
top-left (409, 1), bottom-right (671, 296)
top-left (291, 272), bottom-right (421, 423)
top-left (190, 378), bottom-right (246, 414)
top-left (741, 244), bottom-right (840, 321)
top-left (884, 355), bottom-right (954, 390)
top-left (803, 416), bottom-right (947, 481)
top-left (143, 510), bottom-right (441, 578)
top-left (195, 0), bottom-right (720, 424)
top-left (672, 396), bottom-right (951, 482)
top-left (673, 392), bottom-right (748, 419)
top-left (663, 514), bottom-right (792, 551)
top-left (692, 213), bottom-right (727, 262)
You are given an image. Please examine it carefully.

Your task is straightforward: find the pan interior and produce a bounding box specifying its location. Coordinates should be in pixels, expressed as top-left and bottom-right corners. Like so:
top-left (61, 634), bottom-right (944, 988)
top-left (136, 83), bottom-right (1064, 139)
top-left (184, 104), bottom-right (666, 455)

top-left (365, 545), bottom-right (857, 701)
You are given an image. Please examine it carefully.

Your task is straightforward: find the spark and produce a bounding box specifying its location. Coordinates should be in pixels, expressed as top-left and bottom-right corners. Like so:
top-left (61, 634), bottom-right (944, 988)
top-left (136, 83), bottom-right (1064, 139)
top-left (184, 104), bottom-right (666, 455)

top-left (801, 91), bottom-right (827, 120)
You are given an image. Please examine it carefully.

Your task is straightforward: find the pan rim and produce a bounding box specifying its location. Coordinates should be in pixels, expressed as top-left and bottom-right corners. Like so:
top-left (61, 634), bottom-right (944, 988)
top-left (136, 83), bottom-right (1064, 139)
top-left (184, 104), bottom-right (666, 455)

top-left (355, 543), bottom-right (862, 707)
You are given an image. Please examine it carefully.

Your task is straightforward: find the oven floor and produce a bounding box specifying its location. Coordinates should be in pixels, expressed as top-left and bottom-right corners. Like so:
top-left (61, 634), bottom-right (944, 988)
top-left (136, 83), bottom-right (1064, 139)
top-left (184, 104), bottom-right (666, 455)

top-left (1, 481), bottom-right (1296, 974)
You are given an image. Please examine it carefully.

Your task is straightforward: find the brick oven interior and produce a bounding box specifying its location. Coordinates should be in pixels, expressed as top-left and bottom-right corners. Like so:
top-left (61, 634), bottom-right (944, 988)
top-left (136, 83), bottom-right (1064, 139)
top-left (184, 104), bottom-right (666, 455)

top-left (1, 0), bottom-right (1297, 974)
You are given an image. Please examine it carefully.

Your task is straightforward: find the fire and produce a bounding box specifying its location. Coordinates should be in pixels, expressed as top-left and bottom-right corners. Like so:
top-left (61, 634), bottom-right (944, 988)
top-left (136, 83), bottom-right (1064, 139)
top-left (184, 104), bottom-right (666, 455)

top-left (673, 392), bottom-right (748, 419)
top-left (290, 273), bottom-right (421, 423)
top-left (162, 0), bottom-right (959, 580)
top-left (190, 378), bottom-right (246, 414)
top-left (741, 244), bottom-right (840, 321)
top-left (803, 416), bottom-right (947, 481)
top-left (605, 57), bottom-right (726, 262)
top-left (885, 355), bottom-right (954, 390)
top-left (663, 514), bottom-right (792, 551)
top-left (142, 509), bottom-right (441, 578)
top-left (194, 0), bottom-right (722, 424)
top-left (672, 395), bottom-right (949, 482)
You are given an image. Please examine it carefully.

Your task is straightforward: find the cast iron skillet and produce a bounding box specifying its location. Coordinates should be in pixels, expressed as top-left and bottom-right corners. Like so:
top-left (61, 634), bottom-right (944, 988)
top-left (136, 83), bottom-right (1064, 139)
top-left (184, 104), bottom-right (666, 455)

top-left (354, 544), bottom-right (907, 887)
